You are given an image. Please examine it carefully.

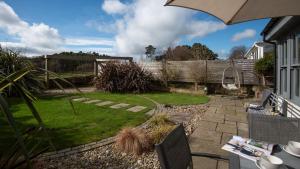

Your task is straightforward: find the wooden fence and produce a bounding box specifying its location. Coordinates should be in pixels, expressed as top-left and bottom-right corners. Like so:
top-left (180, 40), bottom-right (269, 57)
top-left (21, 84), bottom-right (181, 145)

top-left (139, 60), bottom-right (260, 85)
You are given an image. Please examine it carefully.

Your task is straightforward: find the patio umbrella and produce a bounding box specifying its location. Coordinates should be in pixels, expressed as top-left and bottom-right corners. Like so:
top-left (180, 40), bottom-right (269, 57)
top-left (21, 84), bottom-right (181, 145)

top-left (165, 0), bottom-right (300, 24)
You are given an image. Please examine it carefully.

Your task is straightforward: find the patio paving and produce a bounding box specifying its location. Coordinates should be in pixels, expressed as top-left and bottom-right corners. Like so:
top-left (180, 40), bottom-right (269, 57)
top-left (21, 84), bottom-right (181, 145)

top-left (189, 95), bottom-right (249, 169)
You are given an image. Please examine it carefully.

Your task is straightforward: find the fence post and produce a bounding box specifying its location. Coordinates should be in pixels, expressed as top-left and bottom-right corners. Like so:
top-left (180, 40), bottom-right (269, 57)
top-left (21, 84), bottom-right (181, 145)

top-left (45, 55), bottom-right (49, 88)
top-left (94, 60), bottom-right (98, 76)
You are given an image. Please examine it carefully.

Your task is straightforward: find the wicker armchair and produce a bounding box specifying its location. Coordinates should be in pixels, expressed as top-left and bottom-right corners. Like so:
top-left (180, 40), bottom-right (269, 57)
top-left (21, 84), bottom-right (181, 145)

top-left (248, 112), bottom-right (300, 145)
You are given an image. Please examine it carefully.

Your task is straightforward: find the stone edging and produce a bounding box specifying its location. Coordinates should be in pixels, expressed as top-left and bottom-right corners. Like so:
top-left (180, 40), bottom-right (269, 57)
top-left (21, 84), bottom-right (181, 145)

top-left (38, 108), bottom-right (157, 160)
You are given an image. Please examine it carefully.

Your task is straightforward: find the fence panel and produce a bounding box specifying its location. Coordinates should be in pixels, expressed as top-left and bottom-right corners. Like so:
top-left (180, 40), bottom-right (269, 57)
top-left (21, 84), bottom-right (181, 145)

top-left (140, 59), bottom-right (260, 85)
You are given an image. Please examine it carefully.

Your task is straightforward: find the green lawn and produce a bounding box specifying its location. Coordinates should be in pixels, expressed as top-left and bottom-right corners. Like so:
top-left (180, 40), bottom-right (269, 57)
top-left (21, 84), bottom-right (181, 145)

top-left (0, 92), bottom-right (208, 151)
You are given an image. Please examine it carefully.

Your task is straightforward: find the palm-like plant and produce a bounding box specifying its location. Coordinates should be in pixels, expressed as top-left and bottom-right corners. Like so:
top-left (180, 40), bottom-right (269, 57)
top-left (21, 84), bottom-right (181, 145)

top-left (0, 48), bottom-right (79, 168)
top-left (0, 47), bottom-right (44, 97)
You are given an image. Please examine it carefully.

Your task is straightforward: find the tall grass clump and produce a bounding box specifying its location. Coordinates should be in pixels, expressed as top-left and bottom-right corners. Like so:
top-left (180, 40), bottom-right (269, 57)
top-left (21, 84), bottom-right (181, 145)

top-left (148, 114), bottom-right (176, 144)
top-left (115, 128), bottom-right (151, 155)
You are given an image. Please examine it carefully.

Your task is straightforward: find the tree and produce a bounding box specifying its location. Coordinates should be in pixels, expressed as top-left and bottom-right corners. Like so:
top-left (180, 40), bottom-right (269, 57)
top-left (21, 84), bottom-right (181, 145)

top-left (191, 43), bottom-right (218, 60)
top-left (166, 45), bottom-right (193, 61)
top-left (228, 46), bottom-right (247, 60)
top-left (145, 45), bottom-right (156, 60)
top-left (156, 43), bottom-right (218, 61)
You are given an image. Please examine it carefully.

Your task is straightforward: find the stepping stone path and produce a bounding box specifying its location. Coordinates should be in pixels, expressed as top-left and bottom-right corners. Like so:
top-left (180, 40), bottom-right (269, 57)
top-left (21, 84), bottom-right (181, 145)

top-left (96, 101), bottom-right (114, 106)
top-left (72, 98), bottom-right (89, 102)
top-left (127, 106), bottom-right (147, 112)
top-left (110, 103), bottom-right (130, 109)
top-left (84, 100), bottom-right (101, 104)
top-left (72, 97), bottom-right (149, 113)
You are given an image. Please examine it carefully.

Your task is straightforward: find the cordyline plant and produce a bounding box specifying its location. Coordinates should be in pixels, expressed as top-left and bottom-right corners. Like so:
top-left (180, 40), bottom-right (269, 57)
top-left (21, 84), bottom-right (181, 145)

top-left (94, 61), bottom-right (155, 93)
top-left (0, 49), bottom-right (79, 169)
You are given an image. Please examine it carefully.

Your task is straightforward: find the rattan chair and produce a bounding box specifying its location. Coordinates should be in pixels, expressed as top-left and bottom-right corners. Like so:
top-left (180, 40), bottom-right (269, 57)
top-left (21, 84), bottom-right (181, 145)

top-left (248, 111), bottom-right (300, 145)
top-left (246, 89), bottom-right (272, 114)
top-left (155, 124), bottom-right (228, 169)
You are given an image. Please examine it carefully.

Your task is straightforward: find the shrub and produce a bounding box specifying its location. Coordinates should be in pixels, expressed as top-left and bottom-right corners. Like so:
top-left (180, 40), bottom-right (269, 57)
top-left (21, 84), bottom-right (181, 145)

top-left (254, 53), bottom-right (274, 86)
top-left (254, 53), bottom-right (274, 77)
top-left (115, 127), bottom-right (151, 155)
top-left (149, 124), bottom-right (176, 144)
top-left (148, 114), bottom-right (174, 127)
top-left (95, 61), bottom-right (155, 93)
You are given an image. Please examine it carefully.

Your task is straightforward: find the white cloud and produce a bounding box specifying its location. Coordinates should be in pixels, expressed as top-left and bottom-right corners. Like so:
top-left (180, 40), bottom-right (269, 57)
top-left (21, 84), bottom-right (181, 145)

top-left (101, 0), bottom-right (226, 56)
top-left (232, 29), bottom-right (256, 42)
top-left (65, 38), bottom-right (115, 46)
top-left (0, 41), bottom-right (115, 56)
top-left (0, 1), bottom-right (114, 56)
top-left (102, 0), bottom-right (128, 14)
top-left (0, 2), bottom-right (63, 49)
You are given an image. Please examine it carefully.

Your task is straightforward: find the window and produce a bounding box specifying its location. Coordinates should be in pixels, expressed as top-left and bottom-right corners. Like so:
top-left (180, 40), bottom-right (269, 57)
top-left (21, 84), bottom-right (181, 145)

top-left (278, 35), bottom-right (300, 105)
top-left (291, 35), bottom-right (300, 101)
top-left (278, 40), bottom-right (288, 95)
top-left (293, 35), bottom-right (300, 64)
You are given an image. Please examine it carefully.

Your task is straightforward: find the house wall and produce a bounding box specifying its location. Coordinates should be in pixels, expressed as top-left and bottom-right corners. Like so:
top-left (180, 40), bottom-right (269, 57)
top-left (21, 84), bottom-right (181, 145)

top-left (274, 23), bottom-right (300, 117)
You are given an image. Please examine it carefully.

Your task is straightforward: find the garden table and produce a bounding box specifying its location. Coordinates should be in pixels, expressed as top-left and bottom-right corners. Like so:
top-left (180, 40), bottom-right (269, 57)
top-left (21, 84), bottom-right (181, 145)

top-left (229, 145), bottom-right (300, 169)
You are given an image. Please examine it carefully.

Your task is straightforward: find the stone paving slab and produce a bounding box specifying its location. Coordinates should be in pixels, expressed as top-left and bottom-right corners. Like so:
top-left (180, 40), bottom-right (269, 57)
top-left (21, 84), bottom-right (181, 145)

top-left (197, 121), bottom-right (217, 131)
top-left (110, 103), bottom-right (130, 109)
top-left (224, 121), bottom-right (237, 126)
top-left (96, 101), bottom-right (114, 106)
top-left (193, 157), bottom-right (217, 169)
top-left (191, 129), bottom-right (222, 144)
top-left (217, 161), bottom-right (229, 169)
top-left (72, 97), bottom-right (89, 102)
top-left (225, 114), bottom-right (247, 123)
top-left (190, 140), bottom-right (229, 157)
top-left (237, 130), bottom-right (249, 138)
top-left (83, 100), bottom-right (101, 104)
top-left (216, 123), bottom-right (237, 135)
top-left (237, 122), bottom-right (248, 131)
top-left (127, 106), bottom-right (147, 112)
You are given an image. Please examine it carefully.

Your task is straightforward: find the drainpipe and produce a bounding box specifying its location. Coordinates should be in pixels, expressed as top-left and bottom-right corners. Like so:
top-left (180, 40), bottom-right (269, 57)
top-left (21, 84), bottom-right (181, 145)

top-left (263, 37), bottom-right (277, 94)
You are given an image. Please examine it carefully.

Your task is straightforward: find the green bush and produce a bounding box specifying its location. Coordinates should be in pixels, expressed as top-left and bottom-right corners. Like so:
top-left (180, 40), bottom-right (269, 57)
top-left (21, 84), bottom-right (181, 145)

top-left (94, 61), bottom-right (156, 93)
top-left (254, 53), bottom-right (274, 76)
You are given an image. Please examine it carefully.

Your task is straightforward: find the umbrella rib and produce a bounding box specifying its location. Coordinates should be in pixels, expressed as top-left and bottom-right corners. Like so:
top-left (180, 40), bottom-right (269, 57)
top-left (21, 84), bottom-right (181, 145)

top-left (164, 0), bottom-right (175, 6)
top-left (228, 0), bottom-right (249, 24)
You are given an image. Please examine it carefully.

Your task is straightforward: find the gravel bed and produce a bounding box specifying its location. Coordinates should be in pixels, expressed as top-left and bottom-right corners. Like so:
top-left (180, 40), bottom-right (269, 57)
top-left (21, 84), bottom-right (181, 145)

top-left (34, 104), bottom-right (208, 169)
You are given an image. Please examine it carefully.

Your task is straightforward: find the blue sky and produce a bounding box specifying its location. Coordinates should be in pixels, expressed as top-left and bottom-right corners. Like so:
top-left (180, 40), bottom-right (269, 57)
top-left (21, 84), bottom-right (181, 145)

top-left (0, 0), bottom-right (269, 59)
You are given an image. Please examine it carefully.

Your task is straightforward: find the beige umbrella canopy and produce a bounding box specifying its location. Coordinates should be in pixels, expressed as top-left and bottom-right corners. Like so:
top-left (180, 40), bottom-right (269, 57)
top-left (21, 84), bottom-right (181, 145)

top-left (165, 0), bottom-right (300, 24)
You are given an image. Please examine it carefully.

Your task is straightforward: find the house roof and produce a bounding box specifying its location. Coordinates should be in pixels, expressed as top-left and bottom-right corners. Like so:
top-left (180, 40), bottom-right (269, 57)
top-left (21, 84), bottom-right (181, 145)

top-left (261, 16), bottom-right (300, 41)
top-left (260, 17), bottom-right (282, 36)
